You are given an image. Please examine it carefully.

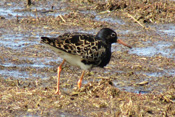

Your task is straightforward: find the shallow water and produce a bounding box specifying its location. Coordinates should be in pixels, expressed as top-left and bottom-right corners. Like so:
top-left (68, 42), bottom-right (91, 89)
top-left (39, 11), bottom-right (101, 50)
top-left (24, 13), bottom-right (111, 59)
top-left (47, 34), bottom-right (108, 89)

top-left (157, 24), bottom-right (175, 36)
top-left (129, 41), bottom-right (175, 58)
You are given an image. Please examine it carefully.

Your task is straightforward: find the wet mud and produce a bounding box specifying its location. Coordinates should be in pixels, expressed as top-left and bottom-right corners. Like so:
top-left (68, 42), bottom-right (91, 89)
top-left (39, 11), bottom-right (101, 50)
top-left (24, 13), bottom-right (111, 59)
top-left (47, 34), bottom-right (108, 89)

top-left (0, 0), bottom-right (175, 116)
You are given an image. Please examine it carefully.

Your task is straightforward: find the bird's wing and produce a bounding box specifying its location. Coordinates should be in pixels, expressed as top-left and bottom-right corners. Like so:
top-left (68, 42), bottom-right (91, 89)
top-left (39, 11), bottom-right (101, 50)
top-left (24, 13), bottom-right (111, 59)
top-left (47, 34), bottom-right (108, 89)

top-left (41, 33), bottom-right (107, 66)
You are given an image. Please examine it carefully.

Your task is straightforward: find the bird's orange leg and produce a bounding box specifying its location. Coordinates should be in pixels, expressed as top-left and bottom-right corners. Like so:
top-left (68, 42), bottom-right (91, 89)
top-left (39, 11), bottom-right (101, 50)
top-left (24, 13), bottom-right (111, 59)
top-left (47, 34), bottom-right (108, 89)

top-left (55, 59), bottom-right (65, 95)
top-left (78, 70), bottom-right (85, 88)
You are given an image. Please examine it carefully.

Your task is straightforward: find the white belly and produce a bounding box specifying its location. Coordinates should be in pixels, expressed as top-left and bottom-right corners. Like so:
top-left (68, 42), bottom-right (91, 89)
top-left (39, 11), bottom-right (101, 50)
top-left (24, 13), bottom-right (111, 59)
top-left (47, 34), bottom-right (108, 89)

top-left (44, 44), bottom-right (92, 70)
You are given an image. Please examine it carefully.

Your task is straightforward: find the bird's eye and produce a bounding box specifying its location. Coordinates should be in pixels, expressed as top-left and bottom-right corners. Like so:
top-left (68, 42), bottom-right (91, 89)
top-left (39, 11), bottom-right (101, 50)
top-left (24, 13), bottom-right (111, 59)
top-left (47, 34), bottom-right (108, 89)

top-left (111, 32), bottom-right (116, 37)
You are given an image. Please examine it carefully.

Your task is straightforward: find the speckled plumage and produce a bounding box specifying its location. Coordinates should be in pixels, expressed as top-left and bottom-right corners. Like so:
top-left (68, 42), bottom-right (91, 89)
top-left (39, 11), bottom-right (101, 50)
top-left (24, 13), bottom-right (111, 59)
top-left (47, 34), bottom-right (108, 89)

top-left (40, 28), bottom-right (132, 94)
top-left (41, 28), bottom-right (118, 69)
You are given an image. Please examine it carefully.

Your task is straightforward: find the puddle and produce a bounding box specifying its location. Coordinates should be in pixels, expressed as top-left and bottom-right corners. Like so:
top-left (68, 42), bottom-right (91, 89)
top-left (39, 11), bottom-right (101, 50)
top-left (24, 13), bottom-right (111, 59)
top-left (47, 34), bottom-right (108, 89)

top-left (118, 29), bottom-right (140, 34)
top-left (113, 80), bottom-right (152, 93)
top-left (0, 54), bottom-right (62, 79)
top-left (0, 4), bottom-right (67, 19)
top-left (142, 72), bottom-right (163, 77)
top-left (23, 112), bottom-right (82, 117)
top-left (135, 90), bottom-right (151, 94)
top-left (164, 69), bottom-right (175, 76)
top-left (1, 61), bottom-right (51, 68)
top-left (0, 69), bottom-right (45, 79)
top-left (0, 6), bottom-right (36, 18)
top-left (157, 24), bottom-right (175, 36)
top-left (129, 41), bottom-right (175, 58)
top-left (95, 15), bottom-right (125, 25)
top-left (0, 33), bottom-right (39, 49)
top-left (80, 10), bottom-right (126, 26)
top-left (129, 24), bottom-right (175, 58)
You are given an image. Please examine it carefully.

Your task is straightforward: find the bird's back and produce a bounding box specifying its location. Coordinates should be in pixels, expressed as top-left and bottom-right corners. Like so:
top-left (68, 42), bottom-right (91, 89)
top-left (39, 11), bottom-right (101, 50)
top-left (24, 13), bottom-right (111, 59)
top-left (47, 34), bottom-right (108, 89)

top-left (41, 32), bottom-right (111, 68)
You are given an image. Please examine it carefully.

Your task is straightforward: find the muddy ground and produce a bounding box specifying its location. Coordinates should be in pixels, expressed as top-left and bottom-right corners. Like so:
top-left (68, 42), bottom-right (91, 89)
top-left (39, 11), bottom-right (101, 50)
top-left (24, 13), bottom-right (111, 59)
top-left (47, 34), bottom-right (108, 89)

top-left (0, 0), bottom-right (175, 116)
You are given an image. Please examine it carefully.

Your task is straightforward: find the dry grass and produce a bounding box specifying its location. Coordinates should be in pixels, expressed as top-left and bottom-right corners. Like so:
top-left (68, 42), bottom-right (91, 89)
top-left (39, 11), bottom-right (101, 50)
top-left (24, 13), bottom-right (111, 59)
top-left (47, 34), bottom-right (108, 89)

top-left (0, 0), bottom-right (175, 116)
top-left (1, 77), bottom-right (175, 116)
top-left (95, 0), bottom-right (175, 23)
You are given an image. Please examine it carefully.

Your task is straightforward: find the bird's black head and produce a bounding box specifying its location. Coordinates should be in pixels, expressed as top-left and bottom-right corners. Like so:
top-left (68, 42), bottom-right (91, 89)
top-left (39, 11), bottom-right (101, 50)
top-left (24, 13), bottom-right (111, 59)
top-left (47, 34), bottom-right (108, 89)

top-left (96, 28), bottom-right (132, 49)
top-left (96, 28), bottom-right (118, 44)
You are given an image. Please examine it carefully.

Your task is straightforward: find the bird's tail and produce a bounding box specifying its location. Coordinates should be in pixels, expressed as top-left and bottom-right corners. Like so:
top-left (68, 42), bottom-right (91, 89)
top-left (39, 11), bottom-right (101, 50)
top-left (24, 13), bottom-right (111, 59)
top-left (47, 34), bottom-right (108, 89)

top-left (41, 37), bottom-right (51, 43)
top-left (41, 37), bottom-right (58, 47)
top-left (40, 37), bottom-right (58, 45)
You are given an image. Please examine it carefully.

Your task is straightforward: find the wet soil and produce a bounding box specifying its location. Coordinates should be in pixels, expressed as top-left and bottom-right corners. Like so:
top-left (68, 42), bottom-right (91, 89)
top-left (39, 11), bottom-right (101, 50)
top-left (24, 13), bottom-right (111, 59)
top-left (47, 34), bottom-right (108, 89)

top-left (0, 0), bottom-right (175, 116)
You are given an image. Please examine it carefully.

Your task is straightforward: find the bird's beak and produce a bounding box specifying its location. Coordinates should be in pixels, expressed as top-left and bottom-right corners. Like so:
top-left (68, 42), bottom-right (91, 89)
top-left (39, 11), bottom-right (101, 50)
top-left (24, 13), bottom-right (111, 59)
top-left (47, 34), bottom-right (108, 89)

top-left (117, 39), bottom-right (132, 49)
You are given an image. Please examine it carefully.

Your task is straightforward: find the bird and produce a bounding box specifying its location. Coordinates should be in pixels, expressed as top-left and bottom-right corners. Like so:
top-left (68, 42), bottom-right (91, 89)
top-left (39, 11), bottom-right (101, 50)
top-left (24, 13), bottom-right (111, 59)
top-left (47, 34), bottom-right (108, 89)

top-left (41, 28), bottom-right (132, 95)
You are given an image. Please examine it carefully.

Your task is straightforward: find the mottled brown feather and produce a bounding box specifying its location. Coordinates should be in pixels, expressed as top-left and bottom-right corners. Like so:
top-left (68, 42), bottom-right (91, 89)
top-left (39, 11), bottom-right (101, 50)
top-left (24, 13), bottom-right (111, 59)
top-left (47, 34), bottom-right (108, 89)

top-left (41, 32), bottom-right (109, 67)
